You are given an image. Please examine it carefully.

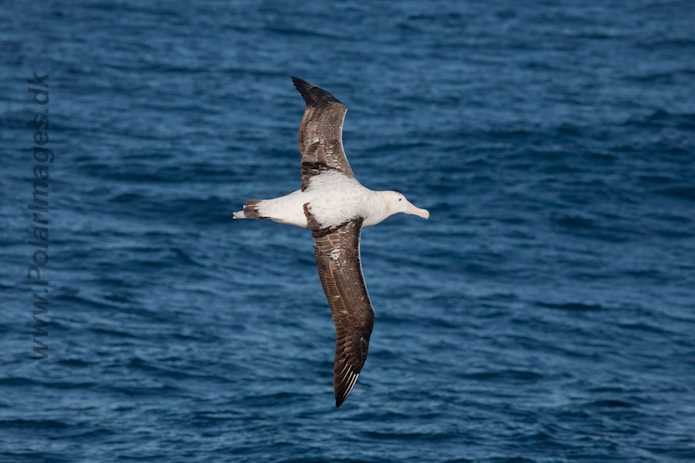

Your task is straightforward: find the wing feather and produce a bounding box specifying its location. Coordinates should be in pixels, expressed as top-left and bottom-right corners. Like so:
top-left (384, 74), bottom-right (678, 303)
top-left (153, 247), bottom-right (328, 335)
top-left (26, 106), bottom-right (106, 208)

top-left (304, 204), bottom-right (375, 407)
top-left (292, 77), bottom-right (355, 190)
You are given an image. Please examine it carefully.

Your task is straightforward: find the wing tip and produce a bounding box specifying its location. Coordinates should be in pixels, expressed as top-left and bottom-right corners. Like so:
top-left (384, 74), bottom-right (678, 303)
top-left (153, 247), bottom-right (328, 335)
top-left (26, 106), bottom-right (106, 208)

top-left (292, 76), bottom-right (344, 107)
top-left (292, 76), bottom-right (317, 105)
top-left (334, 370), bottom-right (360, 408)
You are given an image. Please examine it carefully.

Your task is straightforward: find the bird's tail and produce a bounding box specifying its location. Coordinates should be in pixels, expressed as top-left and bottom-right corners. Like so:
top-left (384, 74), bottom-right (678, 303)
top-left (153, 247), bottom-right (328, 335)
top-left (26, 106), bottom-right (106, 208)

top-left (233, 199), bottom-right (268, 220)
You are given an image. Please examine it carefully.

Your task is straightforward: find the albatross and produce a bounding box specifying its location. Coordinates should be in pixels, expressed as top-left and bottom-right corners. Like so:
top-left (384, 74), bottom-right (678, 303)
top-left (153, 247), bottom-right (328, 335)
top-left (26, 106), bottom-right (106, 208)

top-left (234, 77), bottom-right (429, 407)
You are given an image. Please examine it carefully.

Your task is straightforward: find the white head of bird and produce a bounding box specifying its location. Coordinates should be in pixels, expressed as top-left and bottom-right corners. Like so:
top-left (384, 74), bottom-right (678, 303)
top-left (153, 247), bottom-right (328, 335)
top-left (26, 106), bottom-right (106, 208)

top-left (380, 191), bottom-right (430, 220)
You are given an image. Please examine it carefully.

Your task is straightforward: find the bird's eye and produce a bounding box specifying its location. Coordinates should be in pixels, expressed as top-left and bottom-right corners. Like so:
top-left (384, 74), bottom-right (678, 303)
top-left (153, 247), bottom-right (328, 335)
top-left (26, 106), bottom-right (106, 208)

top-left (398, 198), bottom-right (402, 202)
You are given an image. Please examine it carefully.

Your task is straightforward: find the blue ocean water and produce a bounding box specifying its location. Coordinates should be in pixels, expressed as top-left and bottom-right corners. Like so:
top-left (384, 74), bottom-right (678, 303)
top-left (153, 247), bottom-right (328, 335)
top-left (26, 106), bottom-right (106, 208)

top-left (2, 0), bottom-right (695, 461)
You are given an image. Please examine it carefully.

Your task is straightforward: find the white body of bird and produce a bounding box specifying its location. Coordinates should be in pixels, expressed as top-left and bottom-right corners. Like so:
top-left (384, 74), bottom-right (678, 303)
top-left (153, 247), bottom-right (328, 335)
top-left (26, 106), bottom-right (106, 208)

top-left (234, 171), bottom-right (429, 229)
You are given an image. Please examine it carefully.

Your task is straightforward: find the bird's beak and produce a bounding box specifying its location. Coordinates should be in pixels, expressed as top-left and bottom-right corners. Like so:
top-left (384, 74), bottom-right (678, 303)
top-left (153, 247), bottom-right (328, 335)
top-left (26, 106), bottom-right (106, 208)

top-left (405, 200), bottom-right (430, 219)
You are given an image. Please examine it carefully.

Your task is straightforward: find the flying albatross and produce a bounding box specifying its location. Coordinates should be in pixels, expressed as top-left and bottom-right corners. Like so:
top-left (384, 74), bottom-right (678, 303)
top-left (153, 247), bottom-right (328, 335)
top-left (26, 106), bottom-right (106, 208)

top-left (234, 77), bottom-right (429, 407)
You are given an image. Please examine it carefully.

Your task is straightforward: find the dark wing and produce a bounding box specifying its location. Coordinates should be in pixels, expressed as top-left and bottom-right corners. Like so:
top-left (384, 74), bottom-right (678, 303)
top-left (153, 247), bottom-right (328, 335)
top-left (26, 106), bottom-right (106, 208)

top-left (292, 77), bottom-right (355, 191)
top-left (303, 204), bottom-right (375, 408)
